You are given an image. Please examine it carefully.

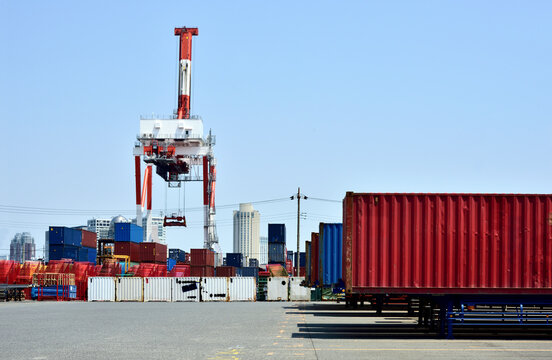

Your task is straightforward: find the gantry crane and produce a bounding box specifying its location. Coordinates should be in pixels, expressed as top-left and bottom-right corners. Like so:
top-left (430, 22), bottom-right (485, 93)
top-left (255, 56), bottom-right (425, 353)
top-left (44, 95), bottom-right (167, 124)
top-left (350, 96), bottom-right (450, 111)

top-left (132, 27), bottom-right (220, 255)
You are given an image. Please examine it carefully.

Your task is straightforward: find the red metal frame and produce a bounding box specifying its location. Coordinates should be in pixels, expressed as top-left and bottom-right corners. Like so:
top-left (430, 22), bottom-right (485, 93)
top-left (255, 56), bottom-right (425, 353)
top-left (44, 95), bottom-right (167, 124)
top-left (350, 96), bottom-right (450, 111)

top-left (174, 27), bottom-right (198, 119)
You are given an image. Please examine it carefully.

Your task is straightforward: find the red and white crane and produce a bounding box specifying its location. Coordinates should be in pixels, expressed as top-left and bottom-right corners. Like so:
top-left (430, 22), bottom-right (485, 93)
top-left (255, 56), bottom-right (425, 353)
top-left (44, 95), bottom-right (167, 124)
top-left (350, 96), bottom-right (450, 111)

top-left (133, 27), bottom-right (219, 254)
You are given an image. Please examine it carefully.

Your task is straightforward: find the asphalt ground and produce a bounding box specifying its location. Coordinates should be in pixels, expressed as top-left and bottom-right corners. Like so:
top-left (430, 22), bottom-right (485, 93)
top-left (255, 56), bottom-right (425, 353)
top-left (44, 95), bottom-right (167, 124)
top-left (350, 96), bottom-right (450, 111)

top-left (1, 301), bottom-right (552, 359)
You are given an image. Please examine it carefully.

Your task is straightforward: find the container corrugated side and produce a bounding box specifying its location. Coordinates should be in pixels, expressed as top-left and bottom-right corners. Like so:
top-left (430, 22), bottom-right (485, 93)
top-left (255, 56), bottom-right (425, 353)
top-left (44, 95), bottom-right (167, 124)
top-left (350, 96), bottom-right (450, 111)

top-left (172, 277), bottom-right (200, 302)
top-left (310, 233), bottom-right (319, 286)
top-left (116, 277), bottom-right (143, 301)
top-left (87, 277), bottom-right (115, 301)
top-left (143, 277), bottom-right (172, 302)
top-left (201, 277), bottom-right (228, 302)
top-left (319, 223), bottom-right (342, 287)
top-left (228, 277), bottom-right (256, 301)
top-left (305, 241), bottom-right (311, 284)
top-left (267, 277), bottom-right (289, 301)
top-left (268, 224), bottom-right (286, 243)
top-left (344, 192), bottom-right (552, 296)
top-left (289, 277), bottom-right (310, 301)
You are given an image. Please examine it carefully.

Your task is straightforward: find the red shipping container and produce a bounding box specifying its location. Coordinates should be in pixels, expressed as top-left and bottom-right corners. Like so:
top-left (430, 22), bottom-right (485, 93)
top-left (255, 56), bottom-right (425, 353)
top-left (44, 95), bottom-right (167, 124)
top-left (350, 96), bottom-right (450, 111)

top-left (190, 265), bottom-right (215, 277)
top-left (300, 267), bottom-right (306, 277)
top-left (140, 242), bottom-right (167, 263)
top-left (190, 249), bottom-right (214, 266)
top-left (343, 192), bottom-right (552, 296)
top-left (310, 233), bottom-right (320, 286)
top-left (216, 266), bottom-right (236, 277)
top-left (114, 242), bottom-right (141, 262)
top-left (81, 230), bottom-right (97, 249)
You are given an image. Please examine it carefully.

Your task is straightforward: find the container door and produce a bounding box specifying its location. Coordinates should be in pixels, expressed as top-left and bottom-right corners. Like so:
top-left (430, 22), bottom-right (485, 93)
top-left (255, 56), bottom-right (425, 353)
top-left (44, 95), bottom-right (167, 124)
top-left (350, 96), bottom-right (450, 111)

top-left (144, 277), bottom-right (172, 302)
top-left (201, 277), bottom-right (228, 302)
top-left (289, 277), bottom-right (309, 301)
top-left (228, 277), bottom-right (256, 301)
top-left (171, 277), bottom-right (200, 302)
top-left (267, 277), bottom-right (289, 301)
top-left (87, 277), bottom-right (115, 302)
top-left (116, 277), bottom-right (143, 302)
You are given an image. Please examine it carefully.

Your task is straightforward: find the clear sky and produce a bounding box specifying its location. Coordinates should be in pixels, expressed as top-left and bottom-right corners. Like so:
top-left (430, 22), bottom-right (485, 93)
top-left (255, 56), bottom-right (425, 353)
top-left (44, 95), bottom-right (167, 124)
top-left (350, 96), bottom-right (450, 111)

top-left (1, 1), bottom-right (551, 258)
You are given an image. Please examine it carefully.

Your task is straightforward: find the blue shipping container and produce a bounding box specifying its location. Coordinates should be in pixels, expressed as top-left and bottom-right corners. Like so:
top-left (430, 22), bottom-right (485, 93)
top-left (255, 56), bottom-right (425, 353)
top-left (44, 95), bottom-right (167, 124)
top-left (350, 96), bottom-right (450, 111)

top-left (167, 258), bottom-right (176, 272)
top-left (49, 244), bottom-right (79, 261)
top-left (287, 250), bottom-right (294, 262)
top-left (114, 223), bottom-right (143, 243)
top-left (226, 253), bottom-right (243, 267)
top-left (268, 243), bottom-right (286, 264)
top-left (249, 258), bottom-right (259, 268)
top-left (268, 224), bottom-right (286, 244)
top-left (294, 252), bottom-right (306, 267)
top-left (32, 285), bottom-right (77, 299)
top-left (169, 249), bottom-right (186, 263)
top-left (48, 227), bottom-right (82, 247)
top-left (78, 247), bottom-right (88, 262)
top-left (240, 267), bottom-right (259, 279)
top-left (86, 247), bottom-right (97, 264)
top-left (319, 223), bottom-right (343, 286)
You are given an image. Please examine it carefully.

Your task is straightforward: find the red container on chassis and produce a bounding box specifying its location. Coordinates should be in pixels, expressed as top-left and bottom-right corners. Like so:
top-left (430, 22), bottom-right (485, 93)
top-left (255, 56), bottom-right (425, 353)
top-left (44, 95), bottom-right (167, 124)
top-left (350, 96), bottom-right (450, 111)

top-left (310, 233), bottom-right (320, 286)
top-left (343, 192), bottom-right (552, 296)
top-left (81, 229), bottom-right (97, 249)
top-left (140, 242), bottom-right (167, 263)
top-left (190, 249), bottom-right (214, 266)
top-left (114, 242), bottom-right (140, 262)
top-left (215, 266), bottom-right (236, 277)
top-left (190, 265), bottom-right (215, 277)
top-left (300, 267), bottom-right (306, 277)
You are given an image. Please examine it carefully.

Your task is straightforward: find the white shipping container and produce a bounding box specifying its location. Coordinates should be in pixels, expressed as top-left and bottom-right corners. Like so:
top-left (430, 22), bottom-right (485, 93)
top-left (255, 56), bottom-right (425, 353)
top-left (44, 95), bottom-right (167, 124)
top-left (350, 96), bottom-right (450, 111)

top-left (289, 277), bottom-right (310, 301)
top-left (172, 277), bottom-right (201, 302)
top-left (144, 277), bottom-right (172, 302)
top-left (228, 277), bottom-right (256, 301)
top-left (267, 277), bottom-right (289, 301)
top-left (201, 277), bottom-right (228, 302)
top-left (88, 277), bottom-right (115, 302)
top-left (116, 277), bottom-right (143, 302)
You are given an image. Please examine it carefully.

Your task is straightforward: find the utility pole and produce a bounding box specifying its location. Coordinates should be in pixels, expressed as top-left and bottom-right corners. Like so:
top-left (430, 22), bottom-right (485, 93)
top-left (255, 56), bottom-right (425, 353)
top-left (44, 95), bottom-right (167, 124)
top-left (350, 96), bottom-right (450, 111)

top-left (292, 188), bottom-right (307, 277)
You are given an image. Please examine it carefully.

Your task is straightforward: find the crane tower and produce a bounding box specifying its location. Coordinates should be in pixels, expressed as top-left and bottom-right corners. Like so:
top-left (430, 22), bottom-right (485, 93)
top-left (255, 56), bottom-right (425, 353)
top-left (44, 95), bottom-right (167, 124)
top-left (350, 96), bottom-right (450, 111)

top-left (133, 27), bottom-right (219, 254)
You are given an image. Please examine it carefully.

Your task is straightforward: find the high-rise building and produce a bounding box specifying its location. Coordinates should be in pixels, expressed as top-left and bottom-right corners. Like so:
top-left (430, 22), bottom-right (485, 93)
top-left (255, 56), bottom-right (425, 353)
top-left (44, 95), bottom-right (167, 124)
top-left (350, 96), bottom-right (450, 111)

top-left (132, 216), bottom-right (166, 244)
top-left (259, 236), bottom-right (268, 265)
top-left (87, 218), bottom-right (111, 240)
top-left (233, 203), bottom-right (260, 266)
top-left (10, 232), bottom-right (35, 263)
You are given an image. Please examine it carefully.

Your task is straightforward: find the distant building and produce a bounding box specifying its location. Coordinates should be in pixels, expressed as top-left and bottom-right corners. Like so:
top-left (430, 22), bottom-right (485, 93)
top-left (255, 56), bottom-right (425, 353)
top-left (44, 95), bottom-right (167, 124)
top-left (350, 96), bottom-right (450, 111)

top-left (233, 203), bottom-right (260, 266)
top-left (0, 255), bottom-right (8, 261)
top-left (132, 216), bottom-right (166, 244)
top-left (259, 236), bottom-right (268, 265)
top-left (87, 218), bottom-right (111, 240)
top-left (10, 232), bottom-right (35, 263)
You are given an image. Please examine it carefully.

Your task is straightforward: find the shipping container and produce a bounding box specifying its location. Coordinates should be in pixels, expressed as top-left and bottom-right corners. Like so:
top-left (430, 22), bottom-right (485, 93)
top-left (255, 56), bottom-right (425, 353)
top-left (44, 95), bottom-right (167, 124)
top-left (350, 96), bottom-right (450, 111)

top-left (319, 223), bottom-right (343, 287)
top-left (168, 248), bottom-right (187, 263)
top-left (190, 249), bottom-right (214, 266)
top-left (114, 223), bottom-right (143, 243)
top-left (115, 242), bottom-right (141, 262)
top-left (49, 227), bottom-right (82, 247)
top-left (240, 267), bottom-right (259, 279)
top-left (268, 243), bottom-right (286, 264)
top-left (228, 277), bottom-right (256, 301)
top-left (87, 277), bottom-right (115, 301)
top-left (201, 277), bottom-right (228, 302)
top-left (143, 277), bottom-right (172, 302)
top-left (287, 250), bottom-right (294, 262)
top-left (140, 242), bottom-right (167, 263)
top-left (226, 253), bottom-right (243, 267)
top-left (49, 244), bottom-right (79, 261)
top-left (305, 241), bottom-right (311, 284)
top-left (167, 258), bottom-right (177, 272)
top-left (267, 277), bottom-right (289, 301)
top-left (249, 258), bottom-right (259, 268)
top-left (87, 248), bottom-right (97, 264)
top-left (343, 192), bottom-right (552, 296)
top-left (310, 233), bottom-right (320, 286)
top-left (216, 266), bottom-right (236, 277)
top-left (172, 277), bottom-right (200, 302)
top-left (81, 229), bottom-right (97, 249)
top-left (289, 277), bottom-right (310, 301)
top-left (190, 265), bottom-right (215, 277)
top-left (268, 224), bottom-right (286, 243)
top-left (116, 277), bottom-right (143, 301)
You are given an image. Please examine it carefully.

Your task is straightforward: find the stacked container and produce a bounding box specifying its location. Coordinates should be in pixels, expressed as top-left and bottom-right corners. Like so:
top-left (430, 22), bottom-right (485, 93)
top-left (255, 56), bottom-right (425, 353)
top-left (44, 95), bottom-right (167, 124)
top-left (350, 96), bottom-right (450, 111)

top-left (268, 224), bottom-right (286, 264)
top-left (226, 253), bottom-right (243, 267)
top-left (81, 230), bottom-right (97, 264)
top-left (49, 227), bottom-right (87, 263)
top-left (190, 248), bottom-right (215, 276)
top-left (114, 223), bottom-right (143, 262)
top-left (310, 233), bottom-right (320, 286)
top-left (168, 248), bottom-right (187, 263)
top-left (140, 242), bottom-right (167, 264)
top-left (216, 266), bottom-right (236, 277)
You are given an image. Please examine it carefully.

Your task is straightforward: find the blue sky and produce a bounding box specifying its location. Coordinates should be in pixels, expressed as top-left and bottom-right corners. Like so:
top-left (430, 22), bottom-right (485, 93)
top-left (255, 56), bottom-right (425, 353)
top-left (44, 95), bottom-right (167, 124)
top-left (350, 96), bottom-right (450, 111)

top-left (1, 1), bottom-right (551, 258)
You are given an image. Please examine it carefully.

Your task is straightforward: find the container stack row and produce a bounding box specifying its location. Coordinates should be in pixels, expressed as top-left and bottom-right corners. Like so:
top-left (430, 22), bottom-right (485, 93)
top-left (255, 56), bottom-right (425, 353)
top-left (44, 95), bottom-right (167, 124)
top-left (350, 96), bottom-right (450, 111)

top-left (48, 227), bottom-right (97, 265)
